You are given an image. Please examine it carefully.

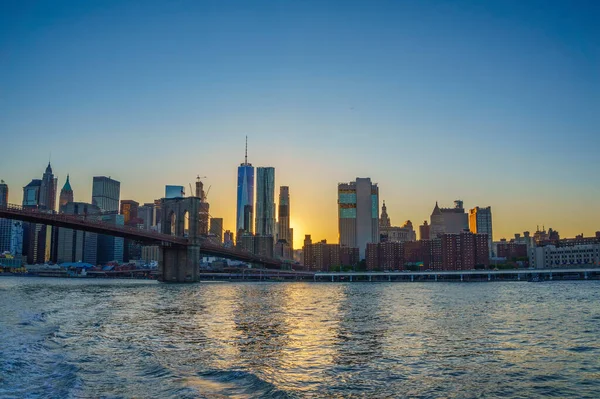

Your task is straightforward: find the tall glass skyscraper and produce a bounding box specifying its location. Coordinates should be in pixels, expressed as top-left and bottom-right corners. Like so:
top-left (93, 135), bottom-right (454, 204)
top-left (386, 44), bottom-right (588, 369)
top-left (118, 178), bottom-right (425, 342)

top-left (92, 176), bottom-right (120, 213)
top-left (236, 137), bottom-right (254, 234)
top-left (255, 167), bottom-right (275, 237)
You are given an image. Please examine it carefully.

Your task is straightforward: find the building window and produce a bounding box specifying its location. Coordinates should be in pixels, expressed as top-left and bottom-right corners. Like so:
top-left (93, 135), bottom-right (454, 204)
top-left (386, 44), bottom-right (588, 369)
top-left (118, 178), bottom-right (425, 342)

top-left (339, 193), bottom-right (356, 204)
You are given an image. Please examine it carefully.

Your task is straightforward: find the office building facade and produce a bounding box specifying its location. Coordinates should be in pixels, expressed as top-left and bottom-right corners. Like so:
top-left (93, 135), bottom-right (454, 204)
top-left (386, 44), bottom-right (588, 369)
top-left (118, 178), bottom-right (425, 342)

top-left (430, 200), bottom-right (469, 238)
top-left (255, 167), bottom-right (275, 237)
top-left (210, 217), bottom-right (223, 242)
top-left (92, 176), bottom-right (120, 213)
top-left (338, 177), bottom-right (379, 259)
top-left (469, 206), bottom-right (493, 256)
top-left (278, 186), bottom-right (291, 244)
top-left (56, 202), bottom-right (101, 264)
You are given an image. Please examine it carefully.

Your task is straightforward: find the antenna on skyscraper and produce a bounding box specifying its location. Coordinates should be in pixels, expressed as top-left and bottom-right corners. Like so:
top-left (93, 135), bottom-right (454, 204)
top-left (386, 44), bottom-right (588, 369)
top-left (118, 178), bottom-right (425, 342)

top-left (245, 135), bottom-right (248, 164)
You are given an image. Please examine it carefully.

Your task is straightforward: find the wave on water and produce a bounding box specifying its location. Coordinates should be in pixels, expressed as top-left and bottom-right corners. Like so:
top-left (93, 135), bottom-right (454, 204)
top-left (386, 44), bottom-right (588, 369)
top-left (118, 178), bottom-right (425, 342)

top-left (180, 369), bottom-right (294, 399)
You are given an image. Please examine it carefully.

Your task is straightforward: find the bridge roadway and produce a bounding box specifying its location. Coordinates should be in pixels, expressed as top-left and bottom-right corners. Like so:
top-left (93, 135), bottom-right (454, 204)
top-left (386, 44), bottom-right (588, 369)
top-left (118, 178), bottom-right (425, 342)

top-left (0, 204), bottom-right (282, 269)
top-left (315, 268), bottom-right (600, 281)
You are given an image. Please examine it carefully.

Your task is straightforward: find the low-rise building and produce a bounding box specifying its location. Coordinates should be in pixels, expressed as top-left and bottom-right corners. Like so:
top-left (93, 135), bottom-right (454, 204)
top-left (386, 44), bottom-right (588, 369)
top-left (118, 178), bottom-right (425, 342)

top-left (530, 243), bottom-right (600, 269)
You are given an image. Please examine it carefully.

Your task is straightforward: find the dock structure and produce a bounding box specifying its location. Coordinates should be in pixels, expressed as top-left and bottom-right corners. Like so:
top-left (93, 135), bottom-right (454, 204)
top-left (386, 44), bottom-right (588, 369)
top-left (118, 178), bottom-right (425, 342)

top-left (314, 268), bottom-right (600, 282)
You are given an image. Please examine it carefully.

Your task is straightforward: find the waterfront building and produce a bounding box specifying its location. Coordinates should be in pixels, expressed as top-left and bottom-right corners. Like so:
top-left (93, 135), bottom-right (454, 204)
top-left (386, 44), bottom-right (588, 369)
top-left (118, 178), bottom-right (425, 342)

top-left (56, 202), bottom-right (101, 264)
top-left (366, 241), bottom-right (403, 271)
top-left (302, 235), bottom-right (359, 272)
top-left (210, 218), bottom-right (223, 243)
top-left (58, 175), bottom-right (73, 210)
top-left (236, 137), bottom-right (254, 234)
top-left (92, 176), bottom-right (120, 213)
top-left (338, 177), bottom-right (379, 259)
top-left (469, 206), bottom-right (493, 255)
top-left (496, 239), bottom-right (528, 259)
top-left (430, 200), bottom-right (469, 238)
top-left (141, 245), bottom-right (160, 264)
top-left (530, 243), bottom-right (600, 269)
top-left (255, 167), bottom-right (275, 237)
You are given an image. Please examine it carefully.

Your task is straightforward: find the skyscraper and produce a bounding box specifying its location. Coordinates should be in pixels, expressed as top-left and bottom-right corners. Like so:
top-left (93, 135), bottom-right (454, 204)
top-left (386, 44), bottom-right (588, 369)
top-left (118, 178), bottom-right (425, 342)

top-left (59, 174), bottom-right (73, 210)
top-left (120, 200), bottom-right (139, 224)
top-left (195, 177), bottom-right (210, 235)
top-left (430, 200), bottom-right (469, 238)
top-left (39, 162), bottom-right (57, 212)
top-left (92, 176), bottom-right (120, 213)
top-left (56, 202), bottom-right (101, 263)
top-left (92, 177), bottom-right (121, 264)
top-left (22, 179), bottom-right (41, 208)
top-left (278, 186), bottom-right (291, 244)
top-left (97, 214), bottom-right (124, 264)
top-left (0, 180), bottom-right (8, 206)
top-left (338, 177), bottom-right (379, 259)
top-left (236, 137), bottom-right (254, 234)
top-left (209, 217), bottom-right (223, 242)
top-left (0, 180), bottom-right (10, 253)
top-left (469, 206), bottom-right (493, 256)
top-left (255, 167), bottom-right (275, 237)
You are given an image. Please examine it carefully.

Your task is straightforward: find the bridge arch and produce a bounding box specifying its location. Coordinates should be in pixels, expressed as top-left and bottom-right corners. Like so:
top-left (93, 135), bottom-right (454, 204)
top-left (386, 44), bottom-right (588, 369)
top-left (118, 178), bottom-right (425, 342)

top-left (160, 197), bottom-right (200, 240)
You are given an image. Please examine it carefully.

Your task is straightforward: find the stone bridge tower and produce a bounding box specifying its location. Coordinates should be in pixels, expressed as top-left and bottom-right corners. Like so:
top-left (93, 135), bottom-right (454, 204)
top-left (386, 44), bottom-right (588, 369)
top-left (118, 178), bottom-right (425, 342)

top-left (158, 197), bottom-right (202, 283)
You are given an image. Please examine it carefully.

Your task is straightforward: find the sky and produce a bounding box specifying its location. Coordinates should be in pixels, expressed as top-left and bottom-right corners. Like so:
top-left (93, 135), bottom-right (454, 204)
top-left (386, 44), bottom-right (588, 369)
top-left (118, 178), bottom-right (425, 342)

top-left (1, 0), bottom-right (599, 249)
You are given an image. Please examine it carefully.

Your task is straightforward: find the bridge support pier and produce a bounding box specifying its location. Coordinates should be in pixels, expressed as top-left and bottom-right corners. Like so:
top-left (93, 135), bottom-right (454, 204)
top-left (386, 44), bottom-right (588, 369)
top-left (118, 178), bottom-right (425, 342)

top-left (159, 245), bottom-right (200, 283)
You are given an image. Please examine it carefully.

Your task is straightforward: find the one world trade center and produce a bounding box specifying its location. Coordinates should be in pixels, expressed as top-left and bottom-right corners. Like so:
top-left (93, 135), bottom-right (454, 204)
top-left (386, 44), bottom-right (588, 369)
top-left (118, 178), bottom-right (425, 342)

top-left (236, 137), bottom-right (254, 234)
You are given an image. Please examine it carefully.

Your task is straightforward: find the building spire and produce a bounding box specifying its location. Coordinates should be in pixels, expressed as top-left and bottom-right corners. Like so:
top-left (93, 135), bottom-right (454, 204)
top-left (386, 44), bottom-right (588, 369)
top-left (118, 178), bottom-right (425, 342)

top-left (245, 135), bottom-right (248, 164)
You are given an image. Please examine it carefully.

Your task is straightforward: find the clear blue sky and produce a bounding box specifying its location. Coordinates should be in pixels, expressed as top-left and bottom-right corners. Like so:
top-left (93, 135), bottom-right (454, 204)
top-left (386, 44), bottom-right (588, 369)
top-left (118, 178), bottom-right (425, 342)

top-left (1, 0), bottom-right (599, 245)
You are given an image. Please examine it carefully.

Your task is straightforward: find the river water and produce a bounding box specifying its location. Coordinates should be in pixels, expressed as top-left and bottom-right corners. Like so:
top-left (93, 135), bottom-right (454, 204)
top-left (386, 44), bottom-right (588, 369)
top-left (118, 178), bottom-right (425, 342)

top-left (1, 277), bottom-right (599, 398)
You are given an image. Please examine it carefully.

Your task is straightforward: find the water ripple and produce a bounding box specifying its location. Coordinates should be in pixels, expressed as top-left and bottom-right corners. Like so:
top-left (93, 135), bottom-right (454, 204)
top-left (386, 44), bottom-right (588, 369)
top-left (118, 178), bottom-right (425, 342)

top-left (1, 278), bottom-right (600, 398)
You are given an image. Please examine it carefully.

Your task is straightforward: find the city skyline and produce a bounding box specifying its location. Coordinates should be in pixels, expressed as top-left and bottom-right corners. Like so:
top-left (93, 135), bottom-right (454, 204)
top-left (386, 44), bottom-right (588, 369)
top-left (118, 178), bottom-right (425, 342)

top-left (1, 159), bottom-right (598, 251)
top-left (1, 1), bottom-right (599, 249)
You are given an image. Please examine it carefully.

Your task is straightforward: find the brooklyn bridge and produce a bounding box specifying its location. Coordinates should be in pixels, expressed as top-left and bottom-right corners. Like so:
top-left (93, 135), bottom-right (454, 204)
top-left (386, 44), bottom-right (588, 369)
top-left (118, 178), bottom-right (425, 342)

top-left (0, 197), bottom-right (290, 282)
